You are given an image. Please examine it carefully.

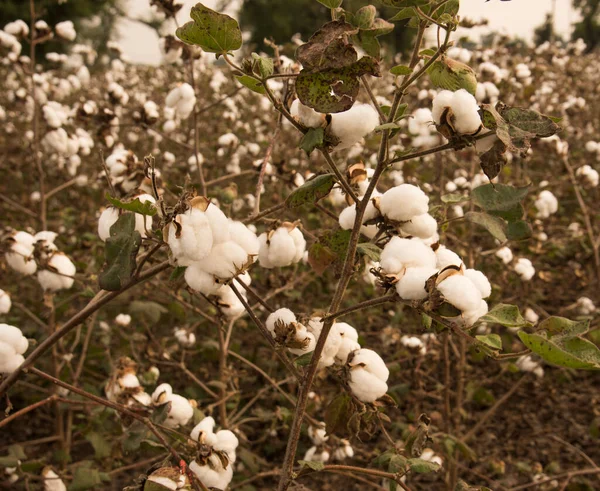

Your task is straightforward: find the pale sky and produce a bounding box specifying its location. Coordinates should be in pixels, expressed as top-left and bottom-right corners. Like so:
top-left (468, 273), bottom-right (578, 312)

top-left (117, 0), bottom-right (576, 65)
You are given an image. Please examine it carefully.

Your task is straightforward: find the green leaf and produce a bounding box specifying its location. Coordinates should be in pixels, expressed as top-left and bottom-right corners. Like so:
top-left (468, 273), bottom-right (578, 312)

top-left (471, 183), bottom-right (529, 222)
top-left (308, 242), bottom-right (336, 276)
top-left (441, 193), bottom-right (469, 204)
top-left (375, 122), bottom-right (400, 131)
top-left (84, 431), bottom-right (111, 459)
top-left (251, 52), bottom-right (274, 77)
top-left (294, 352), bottom-right (313, 367)
top-left (357, 242), bottom-right (381, 261)
top-left (479, 304), bottom-right (529, 328)
top-left (298, 460), bottom-right (325, 471)
top-left (296, 20), bottom-right (359, 71)
top-left (499, 107), bottom-right (561, 138)
top-left (316, 0), bottom-right (343, 7)
top-left (464, 211), bottom-right (507, 242)
top-left (299, 127), bottom-right (325, 155)
top-left (105, 193), bottom-right (157, 216)
top-left (389, 7), bottom-right (417, 21)
top-left (151, 402), bottom-right (172, 425)
top-left (354, 5), bottom-right (376, 29)
top-left (69, 463), bottom-right (109, 491)
top-left (506, 220), bottom-right (532, 241)
top-left (129, 300), bottom-right (168, 324)
top-left (98, 213), bottom-right (142, 291)
top-left (476, 334), bottom-right (502, 351)
top-left (539, 316), bottom-right (590, 337)
top-left (380, 0), bottom-right (431, 7)
top-left (296, 56), bottom-right (380, 113)
top-left (235, 75), bottom-right (265, 94)
top-left (408, 457), bottom-right (441, 473)
top-left (169, 266), bottom-right (187, 281)
top-left (0, 456), bottom-right (19, 467)
top-left (286, 173), bottom-right (335, 208)
top-left (175, 3), bottom-right (242, 54)
top-left (390, 64), bottom-right (412, 76)
top-left (325, 392), bottom-right (354, 436)
top-left (518, 331), bottom-right (600, 370)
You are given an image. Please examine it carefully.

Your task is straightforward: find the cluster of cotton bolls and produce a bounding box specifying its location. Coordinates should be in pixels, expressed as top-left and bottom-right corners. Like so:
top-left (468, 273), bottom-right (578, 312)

top-left (188, 416), bottom-right (239, 490)
top-left (290, 99), bottom-right (380, 151)
top-left (575, 165), bottom-right (599, 187)
top-left (475, 81), bottom-right (500, 103)
top-left (432, 89), bottom-right (483, 136)
top-left (101, 146), bottom-right (154, 194)
top-left (493, 247), bottom-right (536, 282)
top-left (105, 357), bottom-right (153, 407)
top-left (0, 324), bottom-right (28, 374)
top-left (4, 230), bottom-right (76, 292)
top-left (303, 423), bottom-right (355, 463)
top-left (265, 308), bottom-right (390, 403)
top-left (534, 190), bottom-right (558, 218)
top-left (165, 82), bottom-right (196, 120)
top-left (165, 198), bottom-right (259, 318)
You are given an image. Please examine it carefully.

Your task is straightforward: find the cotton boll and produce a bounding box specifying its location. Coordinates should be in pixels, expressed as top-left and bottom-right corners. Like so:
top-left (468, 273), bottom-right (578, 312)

top-left (308, 424), bottom-right (329, 445)
top-left (329, 103), bottom-right (380, 150)
top-left (174, 327), bottom-right (196, 347)
top-left (400, 213), bottom-right (438, 239)
top-left (396, 267), bottom-right (437, 300)
top-left (334, 322), bottom-right (360, 364)
top-left (151, 383), bottom-right (194, 428)
top-left (524, 308), bottom-right (539, 324)
top-left (584, 141), bottom-right (598, 153)
top-left (435, 246), bottom-right (462, 270)
top-left (5, 231), bottom-right (37, 275)
top-left (575, 165), bottom-right (599, 187)
top-left (495, 246), bottom-right (513, 265)
top-left (37, 252), bottom-right (76, 291)
top-left (379, 184), bottom-right (429, 222)
top-left (42, 468), bottom-right (67, 491)
top-left (184, 264), bottom-right (223, 295)
top-left (0, 290), bottom-right (11, 314)
top-left (432, 90), bottom-right (455, 124)
top-left (462, 299), bottom-right (488, 327)
top-left (534, 190), bottom-right (558, 218)
top-left (195, 242), bottom-right (249, 280)
top-left (332, 440), bottom-right (354, 461)
top-left (450, 89), bottom-right (482, 134)
top-left (115, 314), bottom-right (131, 327)
top-left (514, 258), bottom-right (535, 281)
top-left (266, 308), bottom-right (297, 334)
top-left (303, 446), bottom-right (330, 463)
top-left (190, 416), bottom-right (217, 444)
top-left (420, 449), bottom-right (443, 466)
top-left (0, 324), bottom-right (28, 373)
top-left (347, 348), bottom-right (389, 403)
top-left (576, 296), bottom-right (596, 315)
top-left (289, 227), bottom-right (307, 263)
top-left (216, 286), bottom-right (246, 318)
top-left (189, 461), bottom-right (233, 490)
top-left (437, 275), bottom-right (482, 313)
top-left (464, 269), bottom-right (491, 298)
top-left (516, 355), bottom-right (544, 378)
top-left (307, 318), bottom-right (342, 368)
top-left (290, 99), bottom-right (325, 128)
top-left (167, 208), bottom-right (213, 266)
top-left (258, 226), bottom-right (305, 269)
top-left (228, 221), bottom-right (259, 257)
top-left (380, 237), bottom-right (437, 275)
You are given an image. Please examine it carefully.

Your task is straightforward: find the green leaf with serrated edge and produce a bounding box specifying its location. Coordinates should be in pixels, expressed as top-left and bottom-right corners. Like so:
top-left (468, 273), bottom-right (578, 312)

top-left (464, 211), bottom-right (507, 242)
top-left (476, 334), bottom-right (502, 351)
top-left (251, 52), bottom-right (274, 77)
top-left (317, 0), bottom-right (343, 7)
top-left (294, 351), bottom-right (313, 367)
top-left (408, 458), bottom-right (441, 473)
top-left (105, 193), bottom-right (157, 216)
top-left (518, 331), bottom-right (600, 370)
top-left (357, 242), bottom-right (381, 261)
top-left (506, 220), bottom-right (532, 241)
top-left (540, 316), bottom-right (590, 337)
top-left (235, 75), bottom-right (265, 94)
top-left (479, 304), bottom-right (529, 328)
top-left (441, 193), bottom-right (469, 204)
top-left (98, 213), bottom-right (142, 291)
top-left (175, 3), bottom-right (242, 54)
top-left (286, 173), bottom-right (335, 208)
top-left (298, 460), bottom-right (325, 471)
top-left (471, 183), bottom-right (529, 221)
top-left (299, 127), bottom-right (325, 155)
top-left (390, 64), bottom-right (412, 76)
top-left (325, 392), bottom-right (354, 436)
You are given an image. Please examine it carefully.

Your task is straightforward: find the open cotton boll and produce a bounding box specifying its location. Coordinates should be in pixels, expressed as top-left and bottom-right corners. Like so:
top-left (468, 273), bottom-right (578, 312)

top-left (437, 275), bottom-right (483, 313)
top-left (534, 190), bottom-right (558, 218)
top-left (380, 237), bottom-right (437, 275)
top-left (432, 90), bottom-right (455, 124)
top-left (266, 308), bottom-right (297, 334)
top-left (435, 246), bottom-right (463, 270)
top-left (167, 208), bottom-right (213, 266)
top-left (396, 267), bottom-right (437, 300)
top-left (228, 221), bottom-right (259, 257)
top-left (495, 246), bottom-right (513, 265)
top-left (194, 241), bottom-right (248, 280)
top-left (308, 424), bottom-right (329, 445)
top-left (55, 20), bottom-right (76, 41)
top-left (258, 226), bottom-right (306, 269)
top-left (575, 165), bottom-right (599, 187)
top-left (576, 296), bottom-right (596, 315)
top-left (303, 446), bottom-right (330, 463)
top-left (189, 462), bottom-right (233, 491)
top-left (334, 322), bottom-right (360, 364)
top-left (400, 213), bottom-right (438, 239)
top-left (379, 184), bottom-right (429, 222)
top-left (514, 258), bottom-right (535, 281)
top-left (290, 99), bottom-right (325, 128)
top-left (0, 290), bottom-right (11, 314)
top-left (462, 299), bottom-right (489, 327)
top-left (420, 449), bottom-right (444, 466)
top-left (190, 416), bottom-right (217, 444)
top-left (5, 231), bottom-right (37, 275)
top-left (307, 318), bottom-right (342, 368)
top-left (42, 468), bottom-right (67, 491)
top-left (184, 264), bottom-right (223, 295)
top-left (329, 103), bottom-right (380, 150)
top-left (216, 286), bottom-right (246, 318)
top-left (464, 269), bottom-right (492, 298)
top-left (332, 440), bottom-right (354, 461)
top-left (115, 314), bottom-right (131, 327)
top-left (0, 324), bottom-right (28, 373)
top-left (37, 252), bottom-right (76, 291)
top-left (151, 383), bottom-right (194, 428)
top-left (524, 308), bottom-right (539, 324)
top-left (450, 89), bottom-right (482, 134)
top-left (347, 348), bottom-right (389, 403)
top-left (4, 20), bottom-right (29, 37)
top-left (145, 468), bottom-right (191, 490)
top-left (400, 335), bottom-right (426, 354)
top-left (516, 355), bottom-right (544, 378)
top-left (174, 327), bottom-right (196, 347)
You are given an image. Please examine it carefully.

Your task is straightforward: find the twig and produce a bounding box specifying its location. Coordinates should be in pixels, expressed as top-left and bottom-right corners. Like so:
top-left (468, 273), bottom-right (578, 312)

top-left (253, 126), bottom-right (281, 215)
